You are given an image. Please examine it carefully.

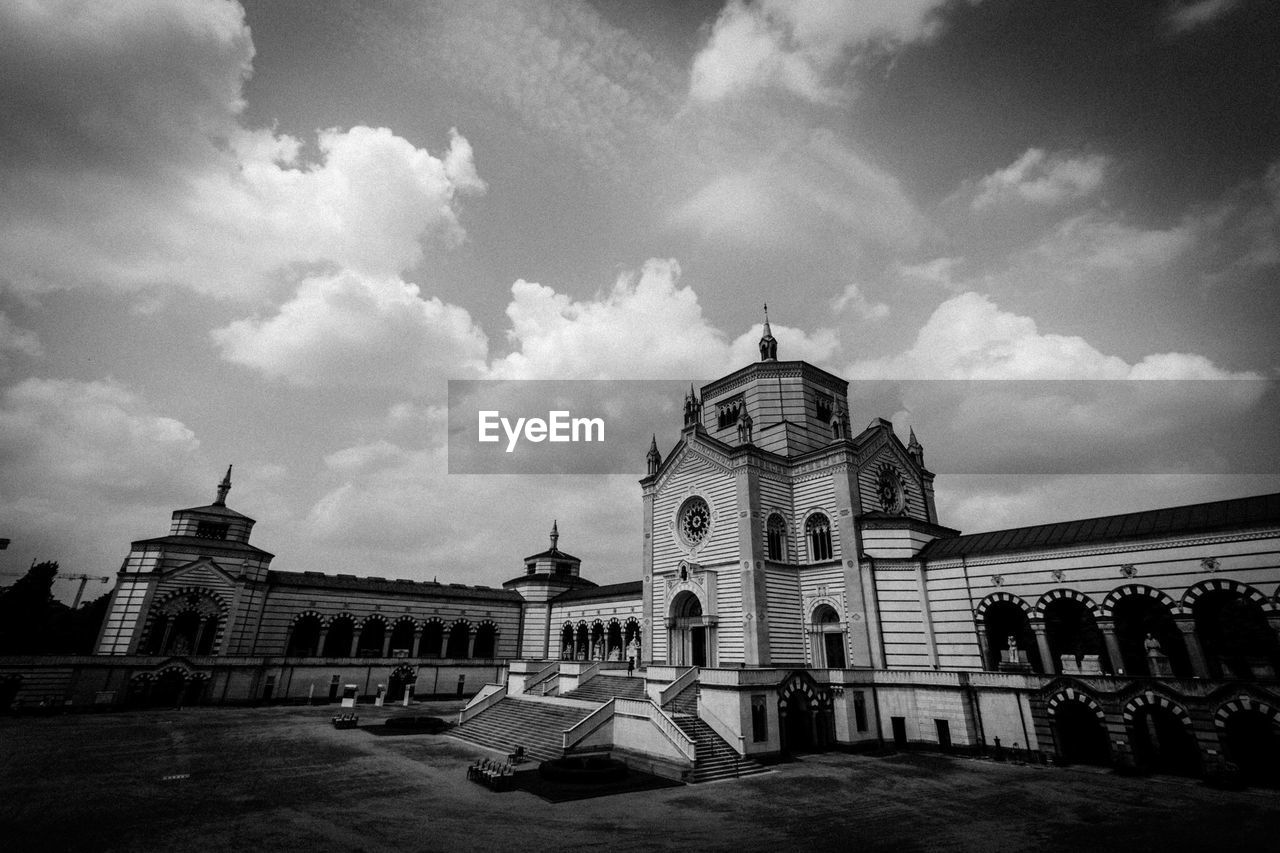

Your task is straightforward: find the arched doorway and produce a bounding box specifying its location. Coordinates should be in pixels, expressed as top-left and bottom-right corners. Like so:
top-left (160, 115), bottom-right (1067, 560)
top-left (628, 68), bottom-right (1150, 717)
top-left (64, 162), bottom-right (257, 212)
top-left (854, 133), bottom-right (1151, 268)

top-left (560, 623), bottom-right (575, 659)
top-left (1043, 596), bottom-right (1108, 673)
top-left (778, 671), bottom-right (833, 754)
top-left (1129, 705), bottom-right (1200, 776)
top-left (473, 623), bottom-right (497, 659)
top-left (287, 614), bottom-right (322, 656)
top-left (590, 622), bottom-right (605, 660)
top-left (810, 604), bottom-right (846, 669)
top-left (388, 618), bottom-right (416, 656)
top-left (575, 623), bottom-right (589, 660)
top-left (982, 600), bottom-right (1041, 672)
top-left (606, 620), bottom-right (623, 660)
top-left (324, 616), bottom-right (355, 657)
top-left (356, 618), bottom-right (386, 657)
top-left (388, 666), bottom-right (417, 704)
top-left (669, 590), bottom-right (713, 667)
top-left (623, 619), bottom-right (642, 664)
top-left (1194, 589), bottom-right (1279, 679)
top-left (1112, 594), bottom-right (1188, 677)
top-left (446, 622), bottom-right (470, 659)
top-left (147, 591), bottom-right (223, 656)
top-left (422, 620), bottom-right (444, 658)
top-left (1220, 708), bottom-right (1280, 787)
top-left (1051, 699), bottom-right (1111, 766)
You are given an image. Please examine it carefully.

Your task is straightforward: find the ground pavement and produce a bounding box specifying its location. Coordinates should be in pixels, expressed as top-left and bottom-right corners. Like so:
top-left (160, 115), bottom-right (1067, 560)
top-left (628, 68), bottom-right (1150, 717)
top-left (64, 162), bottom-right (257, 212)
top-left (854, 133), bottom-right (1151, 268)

top-left (1, 702), bottom-right (1275, 852)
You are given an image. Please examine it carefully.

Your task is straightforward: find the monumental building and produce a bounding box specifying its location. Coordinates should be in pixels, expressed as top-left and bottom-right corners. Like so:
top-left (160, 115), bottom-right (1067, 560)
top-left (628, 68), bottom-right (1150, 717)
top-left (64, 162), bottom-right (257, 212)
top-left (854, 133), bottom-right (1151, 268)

top-left (3, 317), bottom-right (1278, 785)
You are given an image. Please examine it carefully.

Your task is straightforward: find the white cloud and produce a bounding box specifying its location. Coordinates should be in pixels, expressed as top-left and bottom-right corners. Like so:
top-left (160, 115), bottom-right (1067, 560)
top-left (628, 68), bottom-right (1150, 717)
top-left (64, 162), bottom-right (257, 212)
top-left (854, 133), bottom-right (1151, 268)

top-left (212, 271), bottom-right (489, 389)
top-left (1166, 0), bottom-right (1245, 31)
top-left (490, 258), bottom-right (838, 379)
top-left (848, 291), bottom-right (1258, 379)
top-left (832, 283), bottom-right (890, 320)
top-left (0, 378), bottom-right (204, 529)
top-left (671, 130), bottom-right (926, 251)
top-left (971, 149), bottom-right (1109, 210)
top-left (0, 313), bottom-right (42, 366)
top-left (690, 0), bottom-right (977, 102)
top-left (0, 2), bottom-right (484, 296)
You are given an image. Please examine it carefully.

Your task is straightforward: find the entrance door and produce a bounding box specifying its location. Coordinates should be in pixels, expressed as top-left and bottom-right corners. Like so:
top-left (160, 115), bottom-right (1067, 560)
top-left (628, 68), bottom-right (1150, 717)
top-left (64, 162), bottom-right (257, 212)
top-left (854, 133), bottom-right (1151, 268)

top-left (936, 719), bottom-right (952, 752)
top-left (891, 716), bottom-right (908, 748)
top-left (691, 627), bottom-right (707, 667)
top-left (824, 633), bottom-right (846, 669)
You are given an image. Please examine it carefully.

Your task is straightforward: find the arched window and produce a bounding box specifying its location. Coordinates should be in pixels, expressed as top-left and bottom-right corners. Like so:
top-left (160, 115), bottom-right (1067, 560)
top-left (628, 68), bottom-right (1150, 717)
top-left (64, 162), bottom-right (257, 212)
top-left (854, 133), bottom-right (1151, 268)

top-left (473, 623), bottom-right (497, 659)
top-left (767, 514), bottom-right (787, 561)
top-left (324, 616), bottom-right (355, 657)
top-left (356, 618), bottom-right (386, 657)
top-left (388, 619), bottom-right (416, 656)
top-left (421, 620), bottom-right (444, 658)
top-left (287, 614), bottom-right (323, 657)
top-left (446, 622), bottom-right (471, 659)
top-left (805, 513), bottom-right (832, 562)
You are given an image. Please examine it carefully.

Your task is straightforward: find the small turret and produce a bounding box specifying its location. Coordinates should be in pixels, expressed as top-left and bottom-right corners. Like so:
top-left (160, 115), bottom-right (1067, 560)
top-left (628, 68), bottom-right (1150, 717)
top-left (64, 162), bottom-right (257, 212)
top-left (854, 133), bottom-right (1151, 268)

top-left (214, 465), bottom-right (233, 507)
top-left (683, 383), bottom-right (702, 427)
top-left (737, 409), bottom-right (754, 444)
top-left (549, 519), bottom-right (560, 551)
top-left (908, 428), bottom-right (924, 468)
top-left (759, 303), bottom-right (778, 361)
top-left (646, 434), bottom-right (662, 475)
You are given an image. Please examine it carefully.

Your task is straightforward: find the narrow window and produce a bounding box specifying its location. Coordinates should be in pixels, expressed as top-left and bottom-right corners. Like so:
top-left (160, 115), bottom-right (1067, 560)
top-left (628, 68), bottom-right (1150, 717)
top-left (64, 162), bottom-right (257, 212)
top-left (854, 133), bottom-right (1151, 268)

top-left (751, 694), bottom-right (769, 742)
top-left (767, 514), bottom-right (786, 561)
top-left (805, 513), bottom-right (832, 561)
top-left (853, 691), bottom-right (868, 733)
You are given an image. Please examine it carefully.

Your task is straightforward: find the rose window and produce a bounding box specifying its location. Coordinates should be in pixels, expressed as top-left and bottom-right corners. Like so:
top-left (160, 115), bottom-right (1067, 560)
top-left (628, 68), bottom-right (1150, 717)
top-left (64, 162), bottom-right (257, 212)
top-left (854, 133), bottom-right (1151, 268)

top-left (679, 497), bottom-right (711, 546)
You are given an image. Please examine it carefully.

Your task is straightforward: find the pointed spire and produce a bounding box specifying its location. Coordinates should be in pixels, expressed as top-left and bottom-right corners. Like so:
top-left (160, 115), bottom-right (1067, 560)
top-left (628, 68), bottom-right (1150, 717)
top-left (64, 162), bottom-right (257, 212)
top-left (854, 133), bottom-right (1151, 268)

top-left (908, 428), bottom-right (924, 467)
top-left (646, 434), bottom-right (662, 475)
top-left (550, 519), bottom-right (560, 551)
top-left (758, 302), bottom-right (777, 361)
top-left (214, 464), bottom-right (232, 507)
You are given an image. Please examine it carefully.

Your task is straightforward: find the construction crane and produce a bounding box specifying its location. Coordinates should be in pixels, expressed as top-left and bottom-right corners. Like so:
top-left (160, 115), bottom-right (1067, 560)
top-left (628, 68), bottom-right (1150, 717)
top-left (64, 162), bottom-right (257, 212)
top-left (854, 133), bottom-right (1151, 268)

top-left (59, 574), bottom-right (110, 609)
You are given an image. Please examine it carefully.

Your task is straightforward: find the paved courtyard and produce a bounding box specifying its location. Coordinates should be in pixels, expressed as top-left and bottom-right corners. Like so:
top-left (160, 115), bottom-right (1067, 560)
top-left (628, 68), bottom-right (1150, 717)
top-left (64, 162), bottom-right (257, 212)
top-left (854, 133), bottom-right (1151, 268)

top-left (1, 702), bottom-right (1275, 852)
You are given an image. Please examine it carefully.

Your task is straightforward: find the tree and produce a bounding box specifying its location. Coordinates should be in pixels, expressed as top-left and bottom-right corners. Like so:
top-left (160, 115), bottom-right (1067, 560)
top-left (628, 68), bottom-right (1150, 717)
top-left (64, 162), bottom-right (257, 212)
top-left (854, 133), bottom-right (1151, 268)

top-left (0, 561), bottom-right (58, 654)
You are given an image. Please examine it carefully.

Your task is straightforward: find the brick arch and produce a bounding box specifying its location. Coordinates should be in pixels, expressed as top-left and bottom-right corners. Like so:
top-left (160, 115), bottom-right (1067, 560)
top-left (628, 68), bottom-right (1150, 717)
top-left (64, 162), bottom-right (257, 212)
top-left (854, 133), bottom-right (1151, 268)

top-left (325, 611), bottom-right (357, 628)
top-left (388, 614), bottom-right (418, 629)
top-left (154, 586), bottom-right (229, 615)
top-left (809, 598), bottom-right (843, 623)
top-left (446, 618), bottom-right (472, 632)
top-left (473, 618), bottom-right (500, 632)
top-left (154, 664), bottom-right (210, 682)
top-left (974, 591), bottom-right (1033, 620)
top-left (358, 613), bottom-right (389, 629)
top-left (1035, 588), bottom-right (1102, 619)
top-left (145, 588), bottom-right (229, 655)
top-left (1182, 578), bottom-right (1275, 613)
top-left (1046, 687), bottom-right (1105, 722)
top-left (1122, 691), bottom-right (1192, 727)
top-left (1213, 695), bottom-right (1280, 729)
top-left (423, 616), bottom-right (447, 629)
top-left (590, 618), bottom-right (605, 631)
top-left (1101, 584), bottom-right (1183, 618)
top-left (289, 609), bottom-right (325, 627)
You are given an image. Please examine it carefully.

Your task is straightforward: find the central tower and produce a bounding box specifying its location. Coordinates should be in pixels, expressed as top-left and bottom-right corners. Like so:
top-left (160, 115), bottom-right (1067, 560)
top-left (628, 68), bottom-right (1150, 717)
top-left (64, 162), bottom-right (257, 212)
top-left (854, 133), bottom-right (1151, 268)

top-left (640, 316), bottom-right (938, 668)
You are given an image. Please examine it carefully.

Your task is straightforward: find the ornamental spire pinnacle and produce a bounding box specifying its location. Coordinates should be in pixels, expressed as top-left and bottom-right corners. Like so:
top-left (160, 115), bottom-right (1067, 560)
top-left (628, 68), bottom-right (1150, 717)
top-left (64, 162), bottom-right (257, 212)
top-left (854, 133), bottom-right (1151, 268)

top-left (550, 519), bottom-right (559, 551)
top-left (214, 464), bottom-right (232, 507)
top-left (759, 302), bottom-right (777, 361)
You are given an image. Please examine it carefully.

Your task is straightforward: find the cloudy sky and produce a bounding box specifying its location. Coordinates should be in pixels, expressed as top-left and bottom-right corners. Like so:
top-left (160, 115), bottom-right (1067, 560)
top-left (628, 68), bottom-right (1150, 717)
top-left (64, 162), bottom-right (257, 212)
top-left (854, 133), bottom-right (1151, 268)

top-left (2, 0), bottom-right (1278, 598)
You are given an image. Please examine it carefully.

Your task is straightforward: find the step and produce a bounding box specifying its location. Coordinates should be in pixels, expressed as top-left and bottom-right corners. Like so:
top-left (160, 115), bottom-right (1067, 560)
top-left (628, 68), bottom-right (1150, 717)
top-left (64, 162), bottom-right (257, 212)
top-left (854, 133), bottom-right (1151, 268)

top-left (672, 715), bottom-right (771, 784)
top-left (450, 698), bottom-right (594, 763)
top-left (560, 674), bottom-right (647, 703)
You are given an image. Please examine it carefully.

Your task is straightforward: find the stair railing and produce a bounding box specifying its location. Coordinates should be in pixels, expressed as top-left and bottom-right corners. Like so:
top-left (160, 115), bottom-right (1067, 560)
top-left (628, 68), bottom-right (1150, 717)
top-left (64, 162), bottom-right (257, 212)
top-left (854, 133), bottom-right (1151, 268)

top-left (695, 696), bottom-right (747, 757)
top-left (457, 683), bottom-right (506, 725)
top-left (614, 697), bottom-right (696, 762)
top-left (561, 698), bottom-right (616, 752)
top-left (523, 661), bottom-right (560, 696)
top-left (656, 666), bottom-right (698, 709)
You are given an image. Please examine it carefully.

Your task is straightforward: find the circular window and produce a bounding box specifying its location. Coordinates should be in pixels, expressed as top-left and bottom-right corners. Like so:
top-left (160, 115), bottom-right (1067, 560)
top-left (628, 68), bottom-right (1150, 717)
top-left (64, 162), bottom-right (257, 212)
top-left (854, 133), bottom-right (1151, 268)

top-left (876, 467), bottom-right (905, 514)
top-left (678, 496), bottom-right (711, 547)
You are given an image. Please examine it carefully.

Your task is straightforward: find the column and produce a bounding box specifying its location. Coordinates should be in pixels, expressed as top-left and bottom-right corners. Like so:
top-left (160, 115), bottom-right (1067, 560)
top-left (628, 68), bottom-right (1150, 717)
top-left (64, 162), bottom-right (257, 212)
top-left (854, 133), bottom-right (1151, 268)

top-left (381, 632), bottom-right (392, 658)
top-left (349, 629), bottom-right (361, 658)
top-left (975, 629), bottom-right (992, 671)
top-left (466, 630), bottom-right (477, 660)
top-left (192, 619), bottom-right (210, 656)
top-left (317, 626), bottom-right (329, 657)
top-left (1032, 621), bottom-right (1055, 675)
top-left (158, 618), bottom-right (175, 655)
top-left (411, 628), bottom-right (423, 658)
top-left (440, 630), bottom-right (449, 659)
top-left (1097, 620), bottom-right (1124, 675)
top-left (1176, 617), bottom-right (1211, 678)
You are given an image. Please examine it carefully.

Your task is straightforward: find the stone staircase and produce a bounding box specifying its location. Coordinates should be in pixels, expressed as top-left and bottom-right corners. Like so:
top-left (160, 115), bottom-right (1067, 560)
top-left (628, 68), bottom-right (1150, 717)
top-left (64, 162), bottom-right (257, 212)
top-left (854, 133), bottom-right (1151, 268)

top-left (674, 715), bottom-right (771, 784)
top-left (450, 698), bottom-right (594, 763)
top-left (561, 674), bottom-right (647, 703)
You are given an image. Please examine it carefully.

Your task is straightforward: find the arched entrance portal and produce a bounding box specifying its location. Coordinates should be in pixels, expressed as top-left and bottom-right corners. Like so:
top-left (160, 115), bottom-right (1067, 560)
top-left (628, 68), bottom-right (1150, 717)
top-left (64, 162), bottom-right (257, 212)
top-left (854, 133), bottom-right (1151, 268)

top-left (668, 590), bottom-right (714, 667)
top-left (388, 666), bottom-right (417, 704)
top-left (982, 601), bottom-right (1042, 672)
top-left (1129, 706), bottom-right (1200, 776)
top-left (1221, 708), bottom-right (1280, 787)
top-left (1051, 699), bottom-right (1110, 766)
top-left (778, 671), bottom-right (833, 754)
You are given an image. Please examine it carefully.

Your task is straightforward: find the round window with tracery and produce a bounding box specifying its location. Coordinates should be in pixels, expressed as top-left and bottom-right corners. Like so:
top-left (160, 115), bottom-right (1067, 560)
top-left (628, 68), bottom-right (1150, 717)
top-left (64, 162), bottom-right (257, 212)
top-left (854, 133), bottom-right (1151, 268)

top-left (678, 496), bottom-right (711, 547)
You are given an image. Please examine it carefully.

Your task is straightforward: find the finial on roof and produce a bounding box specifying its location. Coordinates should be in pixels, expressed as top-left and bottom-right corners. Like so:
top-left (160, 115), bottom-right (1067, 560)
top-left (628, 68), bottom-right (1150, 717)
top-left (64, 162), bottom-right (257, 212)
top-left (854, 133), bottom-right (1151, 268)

top-left (550, 519), bottom-right (559, 551)
top-left (214, 464), bottom-right (232, 507)
top-left (759, 303), bottom-right (777, 361)
top-left (908, 428), bottom-right (924, 467)
top-left (647, 434), bottom-right (662, 475)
